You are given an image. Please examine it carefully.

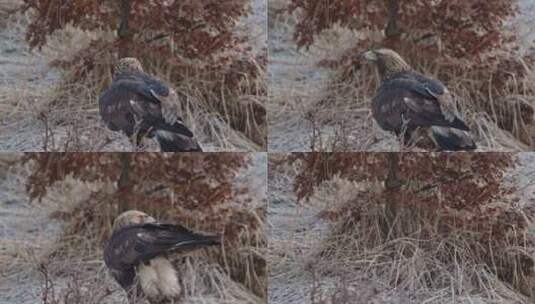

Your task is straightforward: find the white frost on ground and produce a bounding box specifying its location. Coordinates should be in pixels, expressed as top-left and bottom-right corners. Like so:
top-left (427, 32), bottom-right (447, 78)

top-left (0, 0), bottom-right (267, 152)
top-left (0, 154), bottom-right (267, 304)
top-left (267, 6), bottom-right (344, 152)
top-left (268, 154), bottom-right (535, 304)
top-left (0, 158), bottom-right (65, 304)
top-left (238, 152), bottom-right (268, 203)
top-left (0, 13), bottom-right (61, 151)
top-left (505, 153), bottom-right (535, 208)
top-left (268, 0), bottom-right (535, 152)
top-left (268, 187), bottom-right (331, 303)
top-left (238, 0), bottom-right (267, 55)
top-left (515, 0), bottom-right (535, 54)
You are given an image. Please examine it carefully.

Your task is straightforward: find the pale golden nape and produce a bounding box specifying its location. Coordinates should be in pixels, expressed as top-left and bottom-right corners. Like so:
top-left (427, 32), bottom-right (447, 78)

top-left (374, 48), bottom-right (410, 65)
top-left (114, 57), bottom-right (144, 75)
top-left (362, 48), bottom-right (412, 81)
top-left (112, 210), bottom-right (156, 230)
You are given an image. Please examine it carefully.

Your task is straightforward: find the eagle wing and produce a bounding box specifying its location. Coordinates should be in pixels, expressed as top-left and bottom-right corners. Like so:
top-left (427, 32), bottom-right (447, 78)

top-left (130, 72), bottom-right (184, 127)
top-left (408, 72), bottom-right (458, 122)
top-left (99, 80), bottom-right (140, 135)
top-left (372, 76), bottom-right (469, 132)
top-left (104, 223), bottom-right (219, 271)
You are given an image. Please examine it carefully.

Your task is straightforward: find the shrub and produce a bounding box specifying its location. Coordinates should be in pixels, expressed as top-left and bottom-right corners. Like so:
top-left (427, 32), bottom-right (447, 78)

top-left (289, 153), bottom-right (534, 297)
top-left (288, 0), bottom-right (535, 146)
top-left (18, 0), bottom-right (266, 147)
top-left (23, 152), bottom-right (266, 297)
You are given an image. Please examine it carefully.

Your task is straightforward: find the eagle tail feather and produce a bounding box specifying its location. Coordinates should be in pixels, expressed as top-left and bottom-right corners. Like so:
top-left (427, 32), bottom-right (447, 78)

top-left (170, 234), bottom-right (220, 251)
top-left (154, 129), bottom-right (202, 152)
top-left (430, 127), bottom-right (476, 151)
top-left (152, 232), bottom-right (220, 253)
top-left (449, 116), bottom-right (470, 131)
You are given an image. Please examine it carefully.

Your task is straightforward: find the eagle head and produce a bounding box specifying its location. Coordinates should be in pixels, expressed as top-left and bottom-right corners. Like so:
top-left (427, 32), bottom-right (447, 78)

top-left (361, 48), bottom-right (411, 80)
top-left (113, 210), bottom-right (156, 230)
top-left (114, 57), bottom-right (144, 75)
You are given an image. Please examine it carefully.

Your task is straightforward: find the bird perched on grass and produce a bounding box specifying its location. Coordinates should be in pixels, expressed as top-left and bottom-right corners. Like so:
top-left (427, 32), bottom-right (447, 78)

top-left (104, 210), bottom-right (219, 303)
top-left (99, 58), bottom-right (202, 152)
top-left (361, 48), bottom-right (476, 151)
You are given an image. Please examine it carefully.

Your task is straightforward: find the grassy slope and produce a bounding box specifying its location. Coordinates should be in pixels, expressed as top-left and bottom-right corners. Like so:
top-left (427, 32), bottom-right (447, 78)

top-left (268, 0), bottom-right (535, 152)
top-left (267, 154), bottom-right (535, 304)
top-left (0, 0), bottom-right (266, 152)
top-left (0, 154), bottom-right (267, 304)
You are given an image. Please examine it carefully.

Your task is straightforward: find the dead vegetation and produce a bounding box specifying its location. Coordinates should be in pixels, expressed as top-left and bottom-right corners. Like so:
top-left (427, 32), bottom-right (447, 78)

top-left (0, 153), bottom-right (267, 304)
top-left (268, 153), bottom-right (535, 304)
top-left (268, 0), bottom-right (535, 152)
top-left (0, 0), bottom-right (266, 152)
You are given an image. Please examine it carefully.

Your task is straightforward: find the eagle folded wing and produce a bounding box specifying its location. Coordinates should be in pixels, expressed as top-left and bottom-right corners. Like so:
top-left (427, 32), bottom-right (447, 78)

top-left (129, 72), bottom-right (181, 127)
top-left (378, 78), bottom-right (446, 121)
top-left (150, 88), bottom-right (180, 126)
top-left (112, 79), bottom-right (194, 138)
top-left (430, 126), bottom-right (477, 150)
top-left (379, 77), bottom-right (469, 131)
top-left (363, 48), bottom-right (475, 150)
top-left (408, 72), bottom-right (458, 123)
top-left (105, 223), bottom-right (219, 269)
top-left (99, 87), bottom-right (137, 133)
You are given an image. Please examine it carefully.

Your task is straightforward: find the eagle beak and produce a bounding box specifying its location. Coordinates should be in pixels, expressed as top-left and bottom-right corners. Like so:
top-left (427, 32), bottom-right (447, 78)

top-left (361, 51), bottom-right (377, 61)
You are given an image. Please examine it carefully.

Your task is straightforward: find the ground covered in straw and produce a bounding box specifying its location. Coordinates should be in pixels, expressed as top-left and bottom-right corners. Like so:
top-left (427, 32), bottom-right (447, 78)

top-left (0, 153), bottom-right (267, 304)
top-left (0, 0), bottom-right (266, 152)
top-left (268, 153), bottom-right (535, 304)
top-left (268, 0), bottom-right (535, 152)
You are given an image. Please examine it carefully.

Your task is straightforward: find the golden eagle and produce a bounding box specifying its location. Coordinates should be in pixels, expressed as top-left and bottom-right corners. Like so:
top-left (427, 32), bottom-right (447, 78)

top-left (104, 210), bottom-right (219, 303)
top-left (361, 48), bottom-right (476, 151)
top-left (99, 58), bottom-right (202, 152)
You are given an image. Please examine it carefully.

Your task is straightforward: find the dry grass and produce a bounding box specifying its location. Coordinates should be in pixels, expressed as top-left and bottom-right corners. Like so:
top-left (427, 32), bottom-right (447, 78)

top-left (0, 1), bottom-right (266, 152)
top-left (0, 154), bottom-right (267, 304)
top-left (268, 155), bottom-right (535, 304)
top-left (268, 0), bottom-right (535, 152)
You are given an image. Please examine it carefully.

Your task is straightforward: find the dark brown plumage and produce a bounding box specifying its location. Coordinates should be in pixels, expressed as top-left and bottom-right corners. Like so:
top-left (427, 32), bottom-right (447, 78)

top-left (362, 48), bottom-right (476, 151)
top-left (99, 58), bottom-right (202, 152)
top-left (104, 210), bottom-right (219, 303)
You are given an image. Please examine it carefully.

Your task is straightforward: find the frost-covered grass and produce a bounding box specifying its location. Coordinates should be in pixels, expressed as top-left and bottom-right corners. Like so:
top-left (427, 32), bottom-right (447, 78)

top-left (268, 153), bottom-right (535, 304)
top-left (0, 0), bottom-right (267, 152)
top-left (0, 154), bottom-right (267, 304)
top-left (268, 0), bottom-right (535, 152)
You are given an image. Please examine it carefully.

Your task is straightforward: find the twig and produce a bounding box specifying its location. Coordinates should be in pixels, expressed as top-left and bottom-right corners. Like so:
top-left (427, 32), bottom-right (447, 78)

top-left (411, 173), bottom-right (474, 194)
top-left (145, 33), bottom-right (170, 43)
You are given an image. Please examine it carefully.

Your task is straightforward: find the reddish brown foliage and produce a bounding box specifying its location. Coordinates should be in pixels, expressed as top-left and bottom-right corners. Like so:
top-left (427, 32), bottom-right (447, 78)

top-left (23, 152), bottom-right (266, 298)
top-left (19, 0), bottom-right (266, 147)
top-left (23, 153), bottom-right (257, 239)
top-left (290, 153), bottom-right (522, 238)
top-left (289, 0), bottom-right (535, 143)
top-left (22, 0), bottom-right (248, 58)
top-left (290, 0), bottom-right (517, 59)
